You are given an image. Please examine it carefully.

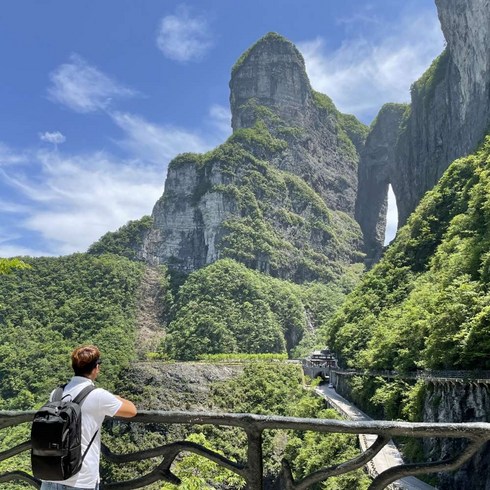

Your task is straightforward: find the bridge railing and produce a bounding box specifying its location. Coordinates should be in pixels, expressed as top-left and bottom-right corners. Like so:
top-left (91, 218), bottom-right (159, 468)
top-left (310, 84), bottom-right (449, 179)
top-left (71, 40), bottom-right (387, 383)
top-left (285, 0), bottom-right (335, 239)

top-left (331, 368), bottom-right (490, 382)
top-left (1, 410), bottom-right (490, 490)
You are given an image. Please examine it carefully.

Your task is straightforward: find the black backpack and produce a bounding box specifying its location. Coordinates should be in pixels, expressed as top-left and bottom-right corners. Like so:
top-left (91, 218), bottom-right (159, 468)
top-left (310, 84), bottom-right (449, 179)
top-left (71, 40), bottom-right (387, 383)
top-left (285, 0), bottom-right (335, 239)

top-left (31, 384), bottom-right (98, 481)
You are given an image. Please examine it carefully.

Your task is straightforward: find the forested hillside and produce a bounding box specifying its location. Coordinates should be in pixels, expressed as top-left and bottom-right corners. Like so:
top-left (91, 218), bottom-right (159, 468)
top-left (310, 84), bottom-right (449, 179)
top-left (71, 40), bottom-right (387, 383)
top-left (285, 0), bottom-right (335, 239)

top-left (162, 258), bottom-right (356, 360)
top-left (0, 254), bottom-right (144, 409)
top-left (323, 135), bottom-right (490, 372)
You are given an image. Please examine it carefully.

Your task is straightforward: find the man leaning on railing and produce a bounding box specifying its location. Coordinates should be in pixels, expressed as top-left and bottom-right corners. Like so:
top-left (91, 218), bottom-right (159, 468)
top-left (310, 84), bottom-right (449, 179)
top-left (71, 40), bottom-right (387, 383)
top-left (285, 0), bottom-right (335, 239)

top-left (34, 345), bottom-right (137, 490)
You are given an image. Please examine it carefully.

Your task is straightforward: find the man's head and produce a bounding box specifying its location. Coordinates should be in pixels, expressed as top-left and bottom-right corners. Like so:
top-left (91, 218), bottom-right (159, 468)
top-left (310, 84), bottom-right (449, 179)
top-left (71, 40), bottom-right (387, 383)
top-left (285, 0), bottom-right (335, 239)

top-left (71, 345), bottom-right (101, 377)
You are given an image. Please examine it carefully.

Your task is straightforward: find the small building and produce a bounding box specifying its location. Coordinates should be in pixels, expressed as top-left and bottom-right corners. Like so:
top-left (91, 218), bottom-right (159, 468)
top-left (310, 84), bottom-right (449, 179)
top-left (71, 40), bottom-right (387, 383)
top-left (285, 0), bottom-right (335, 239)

top-left (302, 347), bottom-right (338, 380)
top-left (307, 348), bottom-right (338, 369)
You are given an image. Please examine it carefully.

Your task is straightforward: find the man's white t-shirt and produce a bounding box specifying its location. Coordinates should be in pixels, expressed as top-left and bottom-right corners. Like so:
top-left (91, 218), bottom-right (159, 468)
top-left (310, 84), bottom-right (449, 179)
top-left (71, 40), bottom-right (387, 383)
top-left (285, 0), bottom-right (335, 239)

top-left (44, 376), bottom-right (122, 489)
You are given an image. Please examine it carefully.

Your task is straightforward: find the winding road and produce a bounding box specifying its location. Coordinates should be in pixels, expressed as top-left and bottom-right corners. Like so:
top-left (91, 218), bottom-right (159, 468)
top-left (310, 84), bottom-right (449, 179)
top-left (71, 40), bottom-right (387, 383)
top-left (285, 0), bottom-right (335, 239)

top-left (315, 385), bottom-right (435, 490)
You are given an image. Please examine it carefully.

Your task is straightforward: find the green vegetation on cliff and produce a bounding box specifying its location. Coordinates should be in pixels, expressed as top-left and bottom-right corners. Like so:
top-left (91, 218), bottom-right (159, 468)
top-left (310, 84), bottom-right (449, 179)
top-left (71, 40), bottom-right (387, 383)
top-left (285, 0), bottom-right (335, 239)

top-left (231, 32), bottom-right (300, 76)
top-left (165, 115), bottom-right (364, 283)
top-left (88, 215), bottom-right (153, 260)
top-left (323, 135), bottom-right (490, 372)
top-left (410, 48), bottom-right (450, 108)
top-left (162, 258), bottom-right (353, 360)
top-left (312, 90), bottom-right (369, 160)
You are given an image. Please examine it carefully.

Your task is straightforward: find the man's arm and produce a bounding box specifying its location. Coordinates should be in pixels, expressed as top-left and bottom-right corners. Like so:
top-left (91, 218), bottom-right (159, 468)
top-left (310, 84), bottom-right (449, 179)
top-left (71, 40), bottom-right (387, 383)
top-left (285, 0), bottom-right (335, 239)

top-left (114, 396), bottom-right (137, 418)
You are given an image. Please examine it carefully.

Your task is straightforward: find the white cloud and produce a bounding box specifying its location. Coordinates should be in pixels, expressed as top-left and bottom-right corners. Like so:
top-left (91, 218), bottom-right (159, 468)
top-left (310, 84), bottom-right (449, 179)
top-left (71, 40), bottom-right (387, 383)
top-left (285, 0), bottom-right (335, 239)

top-left (1, 148), bottom-right (164, 255)
top-left (0, 96), bottom-right (233, 257)
top-left (47, 54), bottom-right (137, 113)
top-left (0, 143), bottom-right (28, 166)
top-left (299, 11), bottom-right (445, 122)
top-left (0, 198), bottom-right (30, 214)
top-left (111, 111), bottom-right (215, 164)
top-left (156, 5), bottom-right (214, 62)
top-left (0, 243), bottom-right (52, 258)
top-left (39, 131), bottom-right (66, 145)
top-left (208, 104), bottom-right (231, 139)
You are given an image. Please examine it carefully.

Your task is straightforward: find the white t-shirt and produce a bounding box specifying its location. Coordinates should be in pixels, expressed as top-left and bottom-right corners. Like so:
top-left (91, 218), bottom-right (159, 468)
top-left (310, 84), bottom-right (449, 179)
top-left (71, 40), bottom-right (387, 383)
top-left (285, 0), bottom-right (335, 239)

top-left (44, 376), bottom-right (123, 489)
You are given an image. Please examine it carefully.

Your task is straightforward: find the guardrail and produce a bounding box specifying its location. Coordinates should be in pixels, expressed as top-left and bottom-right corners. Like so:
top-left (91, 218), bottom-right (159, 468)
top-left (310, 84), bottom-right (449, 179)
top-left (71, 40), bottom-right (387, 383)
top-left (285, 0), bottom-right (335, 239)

top-left (1, 410), bottom-right (490, 489)
top-left (331, 369), bottom-right (490, 383)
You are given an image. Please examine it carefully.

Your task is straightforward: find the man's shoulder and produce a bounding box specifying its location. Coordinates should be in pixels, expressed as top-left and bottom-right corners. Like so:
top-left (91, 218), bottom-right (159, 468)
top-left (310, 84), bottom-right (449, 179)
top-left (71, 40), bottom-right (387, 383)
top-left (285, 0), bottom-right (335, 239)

top-left (92, 386), bottom-right (118, 400)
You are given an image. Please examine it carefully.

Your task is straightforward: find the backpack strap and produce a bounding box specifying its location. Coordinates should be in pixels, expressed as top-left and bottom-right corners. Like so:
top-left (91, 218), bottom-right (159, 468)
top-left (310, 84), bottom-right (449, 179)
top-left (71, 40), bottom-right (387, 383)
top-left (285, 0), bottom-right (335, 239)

top-left (81, 427), bottom-right (99, 465)
top-left (73, 385), bottom-right (99, 466)
top-left (73, 384), bottom-right (97, 406)
top-left (51, 385), bottom-right (66, 402)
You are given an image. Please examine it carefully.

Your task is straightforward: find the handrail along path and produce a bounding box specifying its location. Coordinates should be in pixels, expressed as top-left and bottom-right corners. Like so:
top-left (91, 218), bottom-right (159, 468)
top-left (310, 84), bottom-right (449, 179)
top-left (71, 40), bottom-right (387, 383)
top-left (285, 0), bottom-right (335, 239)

top-left (1, 410), bottom-right (490, 489)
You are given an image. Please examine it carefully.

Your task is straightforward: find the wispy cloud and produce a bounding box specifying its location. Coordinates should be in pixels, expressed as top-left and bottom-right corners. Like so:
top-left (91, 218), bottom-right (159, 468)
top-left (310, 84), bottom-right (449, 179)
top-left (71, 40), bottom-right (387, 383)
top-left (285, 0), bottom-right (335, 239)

top-left (39, 131), bottom-right (66, 145)
top-left (1, 148), bottom-right (165, 255)
top-left (110, 111), bottom-right (214, 164)
top-left (156, 5), bottom-right (214, 62)
top-left (299, 11), bottom-right (444, 122)
top-left (47, 54), bottom-right (137, 113)
top-left (0, 199), bottom-right (30, 214)
top-left (0, 143), bottom-right (29, 167)
top-left (208, 104), bottom-right (231, 139)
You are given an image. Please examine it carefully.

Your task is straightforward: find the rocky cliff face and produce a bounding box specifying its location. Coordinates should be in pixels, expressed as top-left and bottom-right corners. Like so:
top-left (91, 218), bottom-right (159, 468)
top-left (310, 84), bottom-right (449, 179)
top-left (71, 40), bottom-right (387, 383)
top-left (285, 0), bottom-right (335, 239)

top-left (423, 381), bottom-right (490, 490)
top-left (230, 34), bottom-right (364, 215)
top-left (142, 33), bottom-right (366, 281)
top-left (355, 104), bottom-right (407, 264)
top-left (357, 0), bottom-right (490, 262)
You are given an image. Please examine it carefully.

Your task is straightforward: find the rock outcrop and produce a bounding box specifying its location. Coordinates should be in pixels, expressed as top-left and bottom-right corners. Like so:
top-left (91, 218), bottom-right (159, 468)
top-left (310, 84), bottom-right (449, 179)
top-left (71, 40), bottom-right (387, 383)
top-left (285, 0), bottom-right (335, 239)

top-left (143, 33), bottom-right (366, 281)
top-left (230, 33), bottom-right (364, 215)
top-left (355, 104), bottom-right (407, 264)
top-left (357, 0), bottom-right (490, 262)
top-left (423, 381), bottom-right (490, 490)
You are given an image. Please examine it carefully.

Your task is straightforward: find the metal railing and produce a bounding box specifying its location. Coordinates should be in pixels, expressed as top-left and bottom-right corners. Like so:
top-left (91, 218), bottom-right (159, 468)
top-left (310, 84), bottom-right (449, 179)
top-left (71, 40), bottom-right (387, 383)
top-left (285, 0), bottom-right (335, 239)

top-left (1, 410), bottom-right (490, 490)
top-left (331, 368), bottom-right (490, 383)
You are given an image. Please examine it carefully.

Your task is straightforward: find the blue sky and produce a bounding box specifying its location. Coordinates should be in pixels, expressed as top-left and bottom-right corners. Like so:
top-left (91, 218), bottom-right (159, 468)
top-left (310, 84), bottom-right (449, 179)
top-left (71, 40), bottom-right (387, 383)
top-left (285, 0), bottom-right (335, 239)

top-left (0, 0), bottom-right (444, 257)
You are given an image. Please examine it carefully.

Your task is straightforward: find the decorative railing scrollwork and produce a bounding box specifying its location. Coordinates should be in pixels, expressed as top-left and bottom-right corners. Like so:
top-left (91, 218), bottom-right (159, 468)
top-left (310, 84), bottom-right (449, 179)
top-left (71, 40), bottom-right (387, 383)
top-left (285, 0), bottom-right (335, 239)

top-left (1, 410), bottom-right (490, 489)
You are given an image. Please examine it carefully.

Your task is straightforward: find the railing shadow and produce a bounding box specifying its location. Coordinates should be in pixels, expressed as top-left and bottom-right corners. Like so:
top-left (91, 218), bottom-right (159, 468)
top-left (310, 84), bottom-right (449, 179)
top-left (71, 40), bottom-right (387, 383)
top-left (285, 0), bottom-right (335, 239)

top-left (1, 410), bottom-right (490, 489)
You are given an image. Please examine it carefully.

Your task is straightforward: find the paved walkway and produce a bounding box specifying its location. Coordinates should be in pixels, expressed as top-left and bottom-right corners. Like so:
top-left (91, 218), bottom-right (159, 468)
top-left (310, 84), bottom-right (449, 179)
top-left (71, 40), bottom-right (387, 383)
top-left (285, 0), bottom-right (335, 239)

top-left (315, 385), bottom-right (435, 490)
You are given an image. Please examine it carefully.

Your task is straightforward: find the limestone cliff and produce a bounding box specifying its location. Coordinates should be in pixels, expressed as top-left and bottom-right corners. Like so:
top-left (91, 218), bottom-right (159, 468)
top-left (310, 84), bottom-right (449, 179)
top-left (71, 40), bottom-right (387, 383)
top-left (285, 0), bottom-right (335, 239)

top-left (423, 381), bottom-right (490, 490)
top-left (142, 33), bottom-right (367, 281)
top-left (357, 0), bottom-right (490, 262)
top-left (355, 104), bottom-right (407, 265)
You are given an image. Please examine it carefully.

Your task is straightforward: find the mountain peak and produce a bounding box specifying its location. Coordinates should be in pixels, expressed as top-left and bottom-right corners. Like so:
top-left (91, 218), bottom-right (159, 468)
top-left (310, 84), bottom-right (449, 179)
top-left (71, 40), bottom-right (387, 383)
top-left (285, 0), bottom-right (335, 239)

top-left (229, 32), bottom-right (312, 131)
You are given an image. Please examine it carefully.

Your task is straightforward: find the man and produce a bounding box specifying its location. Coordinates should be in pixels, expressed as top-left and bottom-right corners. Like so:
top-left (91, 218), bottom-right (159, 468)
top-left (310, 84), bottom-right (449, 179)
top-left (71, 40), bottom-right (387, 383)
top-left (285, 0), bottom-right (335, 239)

top-left (40, 345), bottom-right (137, 490)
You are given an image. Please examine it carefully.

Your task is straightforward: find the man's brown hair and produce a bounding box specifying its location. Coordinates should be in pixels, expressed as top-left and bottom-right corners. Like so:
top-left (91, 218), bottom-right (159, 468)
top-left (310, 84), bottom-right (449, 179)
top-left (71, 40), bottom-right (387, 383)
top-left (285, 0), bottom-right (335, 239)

top-left (71, 345), bottom-right (101, 376)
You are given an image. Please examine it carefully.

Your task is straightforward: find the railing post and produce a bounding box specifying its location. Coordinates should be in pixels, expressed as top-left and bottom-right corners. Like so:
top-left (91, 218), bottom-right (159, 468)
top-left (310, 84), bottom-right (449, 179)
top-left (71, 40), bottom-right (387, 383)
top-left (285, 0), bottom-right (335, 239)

top-left (246, 427), bottom-right (263, 490)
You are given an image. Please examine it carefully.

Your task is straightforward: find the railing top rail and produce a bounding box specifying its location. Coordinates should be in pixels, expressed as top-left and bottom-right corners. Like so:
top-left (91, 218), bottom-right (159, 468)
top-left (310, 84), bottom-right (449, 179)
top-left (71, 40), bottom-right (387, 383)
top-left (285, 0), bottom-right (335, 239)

top-left (331, 368), bottom-right (490, 381)
top-left (3, 410), bottom-right (490, 441)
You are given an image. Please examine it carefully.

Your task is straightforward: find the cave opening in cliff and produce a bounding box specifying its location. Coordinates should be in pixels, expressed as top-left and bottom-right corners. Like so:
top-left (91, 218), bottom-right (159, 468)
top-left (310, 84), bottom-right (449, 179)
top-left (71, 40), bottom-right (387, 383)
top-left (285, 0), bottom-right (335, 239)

top-left (384, 184), bottom-right (398, 245)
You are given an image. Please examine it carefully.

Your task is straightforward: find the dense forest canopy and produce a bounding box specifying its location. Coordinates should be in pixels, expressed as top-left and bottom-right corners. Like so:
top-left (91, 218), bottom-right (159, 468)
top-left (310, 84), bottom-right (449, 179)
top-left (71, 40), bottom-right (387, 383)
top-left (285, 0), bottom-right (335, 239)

top-left (0, 253), bottom-right (144, 409)
top-left (323, 135), bottom-right (490, 372)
